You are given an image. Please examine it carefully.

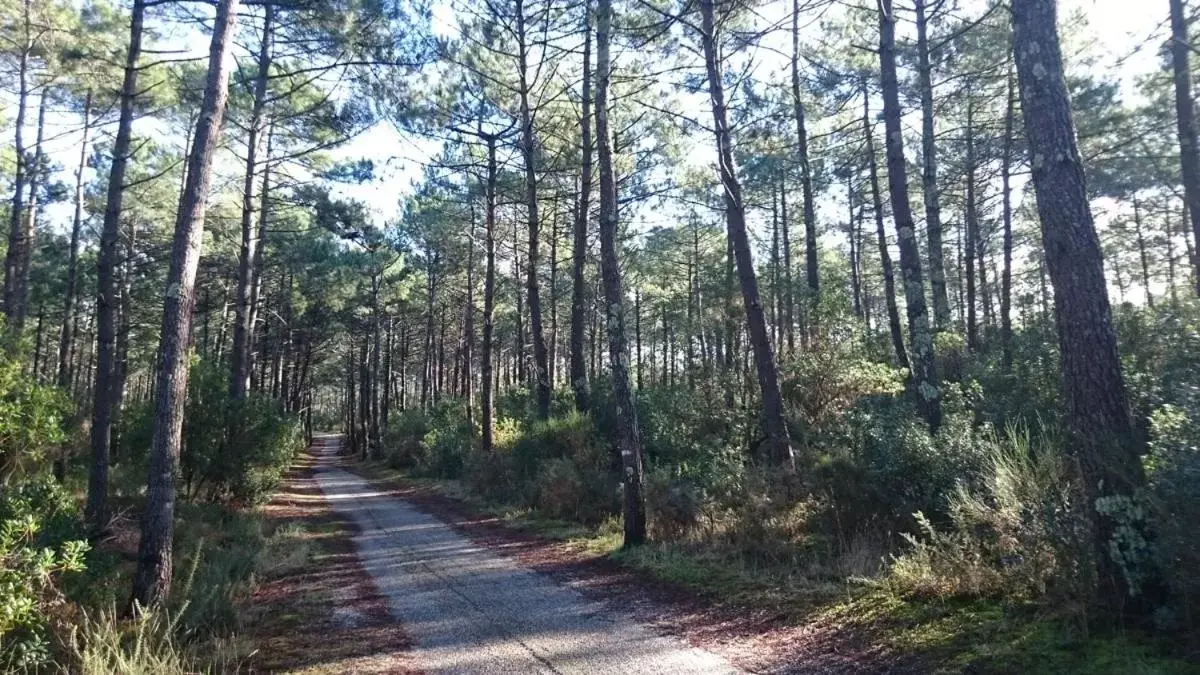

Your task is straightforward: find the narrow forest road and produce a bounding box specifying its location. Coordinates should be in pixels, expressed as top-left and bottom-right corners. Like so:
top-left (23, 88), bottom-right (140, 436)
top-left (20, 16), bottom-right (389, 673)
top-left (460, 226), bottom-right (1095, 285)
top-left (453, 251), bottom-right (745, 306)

top-left (310, 433), bottom-right (740, 674)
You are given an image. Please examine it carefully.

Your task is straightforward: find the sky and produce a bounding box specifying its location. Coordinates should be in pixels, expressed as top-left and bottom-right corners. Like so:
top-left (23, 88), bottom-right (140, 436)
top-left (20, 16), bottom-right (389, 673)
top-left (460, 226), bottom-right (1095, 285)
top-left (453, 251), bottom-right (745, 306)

top-left (25, 0), bottom-right (1172, 238)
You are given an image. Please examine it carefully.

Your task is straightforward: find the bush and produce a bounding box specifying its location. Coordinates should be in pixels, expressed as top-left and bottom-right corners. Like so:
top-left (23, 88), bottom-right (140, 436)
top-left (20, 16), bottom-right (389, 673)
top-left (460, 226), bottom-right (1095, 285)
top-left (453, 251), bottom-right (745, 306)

top-left (1145, 402), bottom-right (1200, 626)
top-left (121, 361), bottom-right (304, 507)
top-left (383, 401), bottom-right (473, 479)
top-left (0, 478), bottom-right (89, 670)
top-left (887, 426), bottom-right (1090, 603)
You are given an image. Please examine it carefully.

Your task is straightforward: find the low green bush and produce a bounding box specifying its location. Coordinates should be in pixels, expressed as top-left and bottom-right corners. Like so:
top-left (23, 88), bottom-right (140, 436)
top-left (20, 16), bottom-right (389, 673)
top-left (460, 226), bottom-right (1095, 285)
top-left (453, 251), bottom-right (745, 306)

top-left (887, 426), bottom-right (1090, 604)
top-left (0, 478), bottom-right (89, 670)
top-left (122, 361), bottom-right (304, 507)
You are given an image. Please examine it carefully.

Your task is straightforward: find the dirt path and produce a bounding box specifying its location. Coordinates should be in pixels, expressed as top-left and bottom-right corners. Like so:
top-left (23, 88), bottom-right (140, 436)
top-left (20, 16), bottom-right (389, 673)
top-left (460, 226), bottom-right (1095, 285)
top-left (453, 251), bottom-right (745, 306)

top-left (311, 433), bottom-right (738, 674)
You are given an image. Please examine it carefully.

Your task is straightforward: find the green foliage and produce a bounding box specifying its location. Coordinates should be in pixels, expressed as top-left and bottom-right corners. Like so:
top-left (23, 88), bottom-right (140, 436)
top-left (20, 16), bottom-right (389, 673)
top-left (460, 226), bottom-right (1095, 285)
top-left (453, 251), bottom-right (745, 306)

top-left (1145, 402), bottom-right (1200, 626)
top-left (888, 427), bottom-right (1090, 605)
top-left (123, 361), bottom-right (304, 506)
top-left (384, 401), bottom-right (475, 479)
top-left (0, 345), bottom-right (69, 480)
top-left (0, 478), bottom-right (89, 670)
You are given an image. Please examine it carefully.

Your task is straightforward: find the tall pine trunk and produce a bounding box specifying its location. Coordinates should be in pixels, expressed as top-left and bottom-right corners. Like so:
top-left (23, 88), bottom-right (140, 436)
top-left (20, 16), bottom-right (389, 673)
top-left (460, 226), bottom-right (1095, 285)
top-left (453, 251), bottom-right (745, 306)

top-left (915, 0), bottom-right (951, 328)
top-left (571, 7), bottom-right (593, 412)
top-left (59, 90), bottom-right (92, 390)
top-left (1011, 0), bottom-right (1141, 603)
top-left (699, 0), bottom-right (795, 472)
top-left (791, 0), bottom-right (819, 331)
top-left (481, 137), bottom-right (499, 454)
top-left (3, 0), bottom-right (33, 335)
top-left (1170, 0), bottom-right (1200, 294)
top-left (864, 84), bottom-right (909, 371)
top-left (131, 0), bottom-right (241, 608)
top-left (231, 4), bottom-right (274, 399)
top-left (516, 0), bottom-right (551, 418)
top-left (879, 0), bottom-right (940, 431)
top-left (596, 0), bottom-right (646, 546)
top-left (1001, 64), bottom-right (1016, 371)
top-left (88, 0), bottom-right (145, 533)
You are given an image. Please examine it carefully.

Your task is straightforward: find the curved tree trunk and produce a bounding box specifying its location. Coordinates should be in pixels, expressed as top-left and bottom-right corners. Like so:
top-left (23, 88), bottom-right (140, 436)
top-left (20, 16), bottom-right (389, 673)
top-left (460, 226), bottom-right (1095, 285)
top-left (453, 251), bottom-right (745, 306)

top-left (698, 0), bottom-right (795, 472)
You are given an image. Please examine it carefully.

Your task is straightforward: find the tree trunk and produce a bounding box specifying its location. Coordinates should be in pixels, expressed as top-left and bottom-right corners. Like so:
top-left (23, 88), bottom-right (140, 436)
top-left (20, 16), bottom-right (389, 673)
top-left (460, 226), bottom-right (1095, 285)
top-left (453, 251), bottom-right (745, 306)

top-left (1134, 197), bottom-right (1154, 308)
top-left (59, 90), bottom-right (93, 389)
top-left (1001, 64), bottom-right (1016, 371)
top-left (131, 0), bottom-right (241, 608)
top-left (596, 0), bottom-right (647, 546)
top-left (864, 84), bottom-right (910, 371)
top-left (698, 0), bottom-right (795, 472)
top-left (1012, 0), bottom-right (1141, 602)
top-left (1170, 0), bottom-right (1200, 294)
top-left (915, 0), bottom-right (951, 328)
top-left (231, 3), bottom-right (274, 399)
top-left (88, 0), bottom-right (145, 533)
top-left (482, 137), bottom-right (499, 454)
top-left (3, 0), bottom-right (32, 334)
top-left (516, 0), bottom-right (551, 418)
top-left (780, 176), bottom-right (795, 355)
top-left (791, 0), bottom-right (819, 332)
top-left (965, 92), bottom-right (980, 352)
top-left (879, 0), bottom-right (941, 430)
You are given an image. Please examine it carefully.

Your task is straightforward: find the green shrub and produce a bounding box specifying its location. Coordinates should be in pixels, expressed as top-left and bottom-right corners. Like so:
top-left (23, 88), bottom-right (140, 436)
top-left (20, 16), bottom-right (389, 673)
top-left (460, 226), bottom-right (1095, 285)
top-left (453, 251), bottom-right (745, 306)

top-left (0, 478), bottom-right (89, 670)
top-left (0, 345), bottom-right (69, 480)
top-left (888, 426), bottom-right (1089, 603)
top-left (1145, 402), bottom-right (1200, 627)
top-left (121, 361), bottom-right (303, 507)
top-left (383, 402), bottom-right (474, 478)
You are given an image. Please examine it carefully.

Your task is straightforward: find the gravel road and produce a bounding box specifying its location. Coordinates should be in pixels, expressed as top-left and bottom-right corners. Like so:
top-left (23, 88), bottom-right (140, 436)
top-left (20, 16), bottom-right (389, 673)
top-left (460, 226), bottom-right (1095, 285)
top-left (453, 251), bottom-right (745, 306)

top-left (312, 436), bottom-right (738, 674)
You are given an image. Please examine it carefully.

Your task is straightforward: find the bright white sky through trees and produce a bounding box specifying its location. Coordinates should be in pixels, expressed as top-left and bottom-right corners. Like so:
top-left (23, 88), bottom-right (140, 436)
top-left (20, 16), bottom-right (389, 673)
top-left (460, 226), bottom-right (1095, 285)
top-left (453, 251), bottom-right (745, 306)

top-left (35, 0), bottom-right (1167, 235)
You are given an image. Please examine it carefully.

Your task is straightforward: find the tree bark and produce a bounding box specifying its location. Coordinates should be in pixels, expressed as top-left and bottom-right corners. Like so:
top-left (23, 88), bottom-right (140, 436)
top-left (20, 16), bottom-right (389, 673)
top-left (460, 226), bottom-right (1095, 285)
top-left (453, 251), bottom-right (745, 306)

top-left (231, 3), bottom-right (274, 399)
top-left (791, 0), bottom-right (819, 332)
top-left (699, 0), bottom-right (795, 472)
top-left (132, 0), bottom-right (241, 608)
top-left (88, 0), bottom-right (145, 533)
top-left (864, 84), bottom-right (910, 372)
top-left (1170, 0), bottom-right (1200, 294)
top-left (915, 0), bottom-right (951, 328)
top-left (965, 92), bottom-right (980, 352)
top-left (482, 137), bottom-right (499, 454)
top-left (1012, 0), bottom-right (1141, 602)
top-left (596, 0), bottom-right (647, 546)
top-left (516, 0), bottom-right (551, 418)
top-left (3, 0), bottom-right (33, 335)
top-left (1001, 64), bottom-right (1016, 371)
top-left (879, 0), bottom-right (941, 430)
top-left (55, 89), bottom-right (93, 477)
top-left (571, 9), bottom-right (593, 413)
